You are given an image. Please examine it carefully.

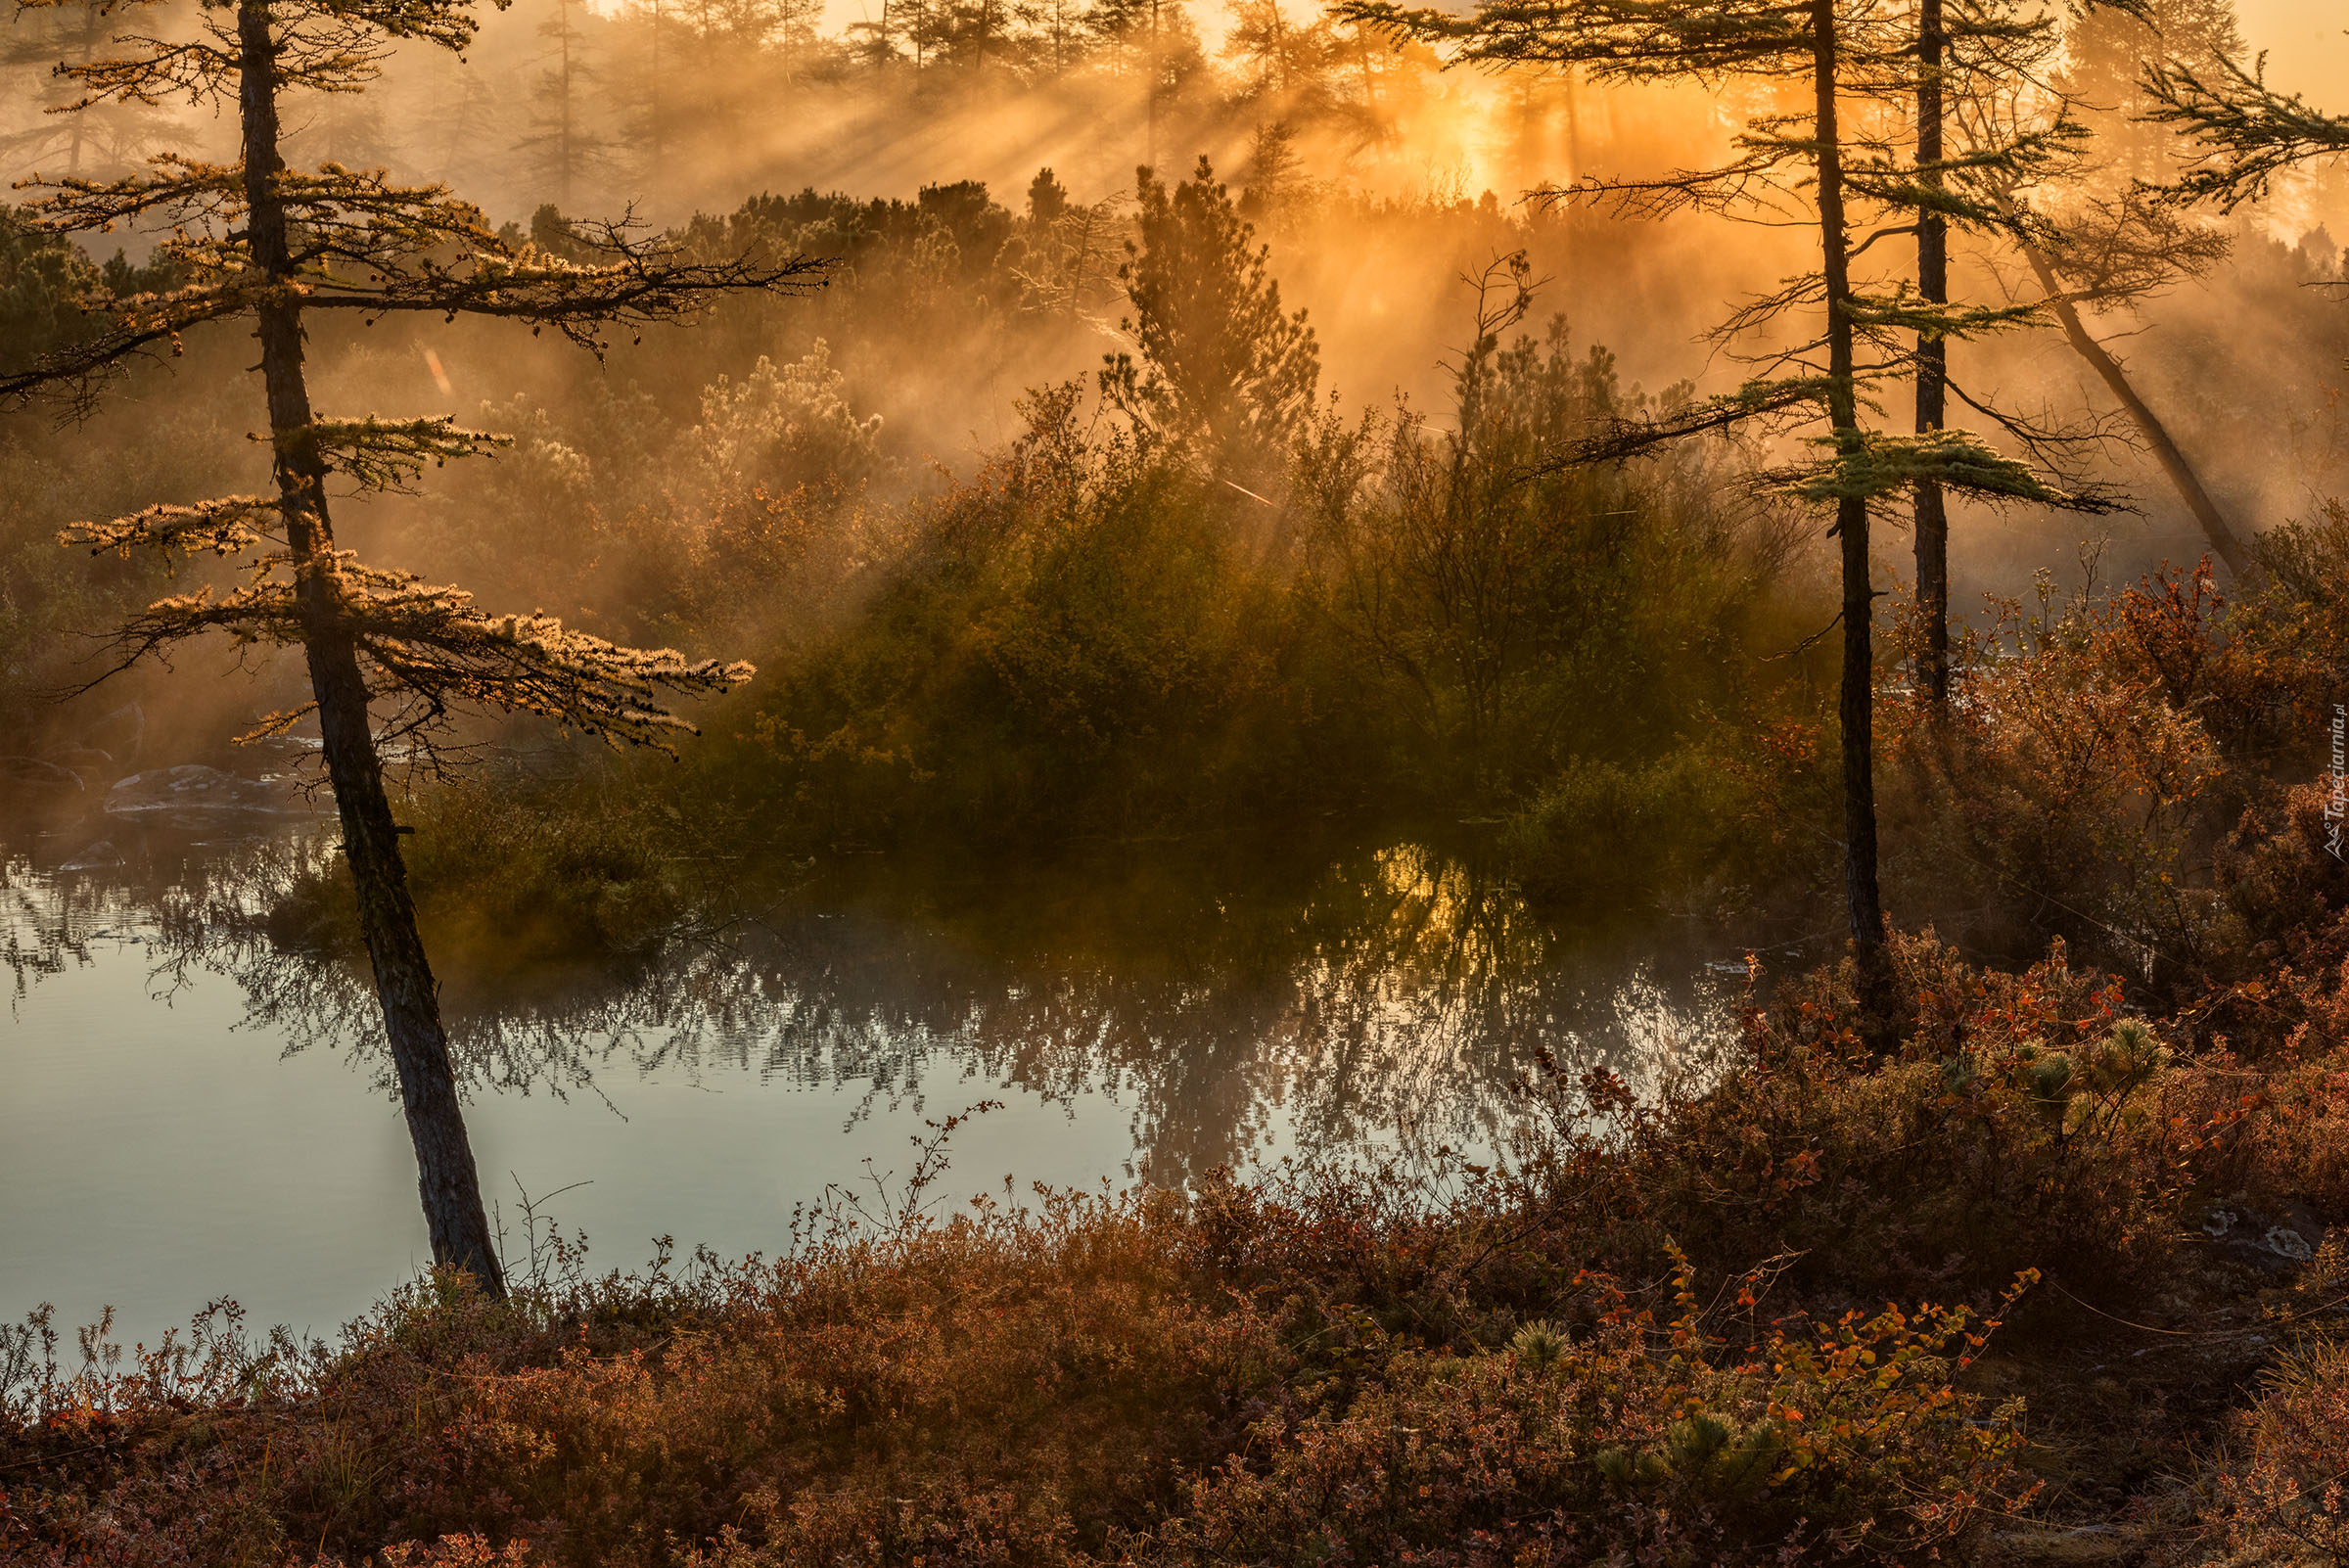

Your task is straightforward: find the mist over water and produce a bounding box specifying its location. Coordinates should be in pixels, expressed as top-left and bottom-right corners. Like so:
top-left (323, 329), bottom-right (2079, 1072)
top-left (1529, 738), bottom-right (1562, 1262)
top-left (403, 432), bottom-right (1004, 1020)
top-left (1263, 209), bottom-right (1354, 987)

top-left (4, 0), bottom-right (2347, 1356)
top-left (1, 808), bottom-right (1735, 1347)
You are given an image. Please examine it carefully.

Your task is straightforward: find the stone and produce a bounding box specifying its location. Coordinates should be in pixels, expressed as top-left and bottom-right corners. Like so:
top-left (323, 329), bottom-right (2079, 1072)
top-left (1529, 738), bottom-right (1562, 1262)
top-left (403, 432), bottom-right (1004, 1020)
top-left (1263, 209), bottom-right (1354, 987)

top-left (104, 764), bottom-right (316, 817)
top-left (2199, 1198), bottom-right (2327, 1273)
top-left (58, 840), bottom-right (122, 871)
top-left (0, 757), bottom-right (85, 793)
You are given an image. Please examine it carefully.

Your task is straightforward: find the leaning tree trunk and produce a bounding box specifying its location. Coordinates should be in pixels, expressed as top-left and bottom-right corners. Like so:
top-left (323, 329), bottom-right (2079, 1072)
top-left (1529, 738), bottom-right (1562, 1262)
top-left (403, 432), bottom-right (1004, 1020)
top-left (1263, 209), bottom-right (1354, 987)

top-left (1913, 0), bottom-right (1951, 703)
top-left (2017, 239), bottom-right (2253, 579)
top-left (237, 0), bottom-right (506, 1297)
top-left (1813, 0), bottom-right (1898, 1047)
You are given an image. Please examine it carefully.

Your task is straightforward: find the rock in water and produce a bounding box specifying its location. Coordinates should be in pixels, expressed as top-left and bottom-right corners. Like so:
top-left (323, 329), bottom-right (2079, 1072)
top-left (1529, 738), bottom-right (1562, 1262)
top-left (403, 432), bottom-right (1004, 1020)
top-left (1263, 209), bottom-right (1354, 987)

top-left (105, 764), bottom-right (315, 817)
top-left (58, 840), bottom-right (122, 871)
top-left (0, 757), bottom-right (85, 794)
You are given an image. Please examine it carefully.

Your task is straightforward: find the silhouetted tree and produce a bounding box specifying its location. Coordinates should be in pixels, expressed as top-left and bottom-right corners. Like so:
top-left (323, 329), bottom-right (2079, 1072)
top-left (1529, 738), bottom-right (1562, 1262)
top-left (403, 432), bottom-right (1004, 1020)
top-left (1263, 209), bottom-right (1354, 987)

top-left (2062, 0), bottom-right (2242, 182)
top-left (2143, 37), bottom-right (2349, 208)
top-left (1352, 0), bottom-right (2109, 1042)
top-left (1912, 0), bottom-right (1952, 700)
top-left (1944, 12), bottom-right (2253, 576)
top-left (1028, 165), bottom-right (1070, 224)
top-left (1239, 118), bottom-right (1304, 220)
top-left (1, 0), bottom-right (826, 1292)
top-left (2009, 190), bottom-right (2245, 574)
top-left (1103, 156), bottom-right (1318, 481)
top-left (527, 0), bottom-right (605, 208)
top-left (1014, 170), bottom-right (1126, 318)
top-left (1908, 0), bottom-right (2151, 697)
top-left (0, 0), bottom-right (172, 179)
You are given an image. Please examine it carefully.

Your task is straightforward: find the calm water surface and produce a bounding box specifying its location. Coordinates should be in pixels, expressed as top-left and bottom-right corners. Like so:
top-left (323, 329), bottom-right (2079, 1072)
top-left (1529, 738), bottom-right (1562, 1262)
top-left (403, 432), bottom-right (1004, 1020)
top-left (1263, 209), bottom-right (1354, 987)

top-left (2, 789), bottom-right (1744, 1350)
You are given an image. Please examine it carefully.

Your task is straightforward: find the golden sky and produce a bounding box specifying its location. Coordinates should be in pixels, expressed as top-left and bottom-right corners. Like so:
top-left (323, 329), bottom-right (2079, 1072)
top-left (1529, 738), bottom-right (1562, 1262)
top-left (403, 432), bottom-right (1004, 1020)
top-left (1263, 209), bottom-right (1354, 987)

top-left (802, 0), bottom-right (2349, 106)
top-left (2215, 0), bottom-right (2345, 94)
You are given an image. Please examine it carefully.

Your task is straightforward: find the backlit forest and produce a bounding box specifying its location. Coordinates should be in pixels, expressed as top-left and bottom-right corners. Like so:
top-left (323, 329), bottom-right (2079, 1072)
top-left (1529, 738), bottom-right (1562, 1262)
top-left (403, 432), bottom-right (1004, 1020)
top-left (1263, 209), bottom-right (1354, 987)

top-left (5, 0), bottom-right (2349, 1561)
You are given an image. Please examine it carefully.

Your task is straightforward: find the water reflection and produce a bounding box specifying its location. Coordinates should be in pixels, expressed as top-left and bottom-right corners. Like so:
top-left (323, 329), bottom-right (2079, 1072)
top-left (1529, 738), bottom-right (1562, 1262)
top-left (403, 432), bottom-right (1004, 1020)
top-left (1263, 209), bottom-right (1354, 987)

top-left (4, 820), bottom-right (1736, 1184)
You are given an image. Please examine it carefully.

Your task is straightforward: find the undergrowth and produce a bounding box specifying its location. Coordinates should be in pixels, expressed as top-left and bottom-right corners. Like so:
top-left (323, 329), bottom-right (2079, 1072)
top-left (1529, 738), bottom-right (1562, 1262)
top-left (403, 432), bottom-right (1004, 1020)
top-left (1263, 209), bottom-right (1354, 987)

top-left (12, 927), bottom-right (2349, 1567)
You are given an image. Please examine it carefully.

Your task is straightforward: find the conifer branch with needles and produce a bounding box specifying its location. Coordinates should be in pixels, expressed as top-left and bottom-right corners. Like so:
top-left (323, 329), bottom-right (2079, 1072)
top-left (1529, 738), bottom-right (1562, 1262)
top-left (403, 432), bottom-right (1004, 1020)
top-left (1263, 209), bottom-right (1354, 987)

top-left (0, 0), bottom-right (834, 1294)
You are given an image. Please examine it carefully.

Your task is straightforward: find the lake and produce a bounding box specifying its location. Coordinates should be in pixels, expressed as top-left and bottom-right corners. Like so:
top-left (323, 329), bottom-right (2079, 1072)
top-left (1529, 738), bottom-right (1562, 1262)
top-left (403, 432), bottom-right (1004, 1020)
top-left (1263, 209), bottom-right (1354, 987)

top-left (1, 773), bottom-right (1747, 1352)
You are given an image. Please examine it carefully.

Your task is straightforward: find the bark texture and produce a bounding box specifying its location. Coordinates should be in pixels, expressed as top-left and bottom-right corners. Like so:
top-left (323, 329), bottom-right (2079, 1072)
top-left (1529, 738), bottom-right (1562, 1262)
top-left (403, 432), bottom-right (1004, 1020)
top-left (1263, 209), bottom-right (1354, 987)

top-left (237, 0), bottom-right (505, 1296)
top-left (1813, 0), bottom-right (1897, 1042)
top-left (1913, 0), bottom-right (1951, 703)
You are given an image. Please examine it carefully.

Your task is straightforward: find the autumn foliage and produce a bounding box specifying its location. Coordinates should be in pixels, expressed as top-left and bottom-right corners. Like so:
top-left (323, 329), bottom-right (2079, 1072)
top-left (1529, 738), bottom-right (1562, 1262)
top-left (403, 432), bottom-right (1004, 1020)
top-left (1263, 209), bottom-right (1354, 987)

top-left (18, 897), bottom-right (2349, 1566)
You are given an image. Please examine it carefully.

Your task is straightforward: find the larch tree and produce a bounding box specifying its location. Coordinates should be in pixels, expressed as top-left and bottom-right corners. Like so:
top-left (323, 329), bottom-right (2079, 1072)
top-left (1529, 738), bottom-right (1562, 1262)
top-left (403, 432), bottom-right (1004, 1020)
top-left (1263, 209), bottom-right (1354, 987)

top-left (0, 0), bottom-right (826, 1293)
top-left (773, 0), bottom-right (820, 85)
top-left (1978, 163), bottom-right (2247, 575)
top-left (2135, 44), bottom-right (2349, 573)
top-left (1929, 1), bottom-right (2252, 577)
top-left (1903, 0), bottom-right (2073, 701)
top-left (1905, 0), bottom-right (2187, 693)
top-left (1348, 0), bottom-right (2105, 1039)
top-left (2142, 39), bottom-right (2349, 207)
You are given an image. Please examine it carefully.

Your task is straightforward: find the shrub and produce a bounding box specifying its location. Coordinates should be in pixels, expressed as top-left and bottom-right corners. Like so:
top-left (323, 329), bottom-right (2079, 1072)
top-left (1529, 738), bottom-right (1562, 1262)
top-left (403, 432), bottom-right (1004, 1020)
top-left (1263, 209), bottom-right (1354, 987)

top-left (3, 1130), bottom-right (2049, 1568)
top-left (264, 780), bottom-right (701, 967)
top-left (1502, 718), bottom-right (1833, 912)
top-left (2198, 1317), bottom-right (2349, 1566)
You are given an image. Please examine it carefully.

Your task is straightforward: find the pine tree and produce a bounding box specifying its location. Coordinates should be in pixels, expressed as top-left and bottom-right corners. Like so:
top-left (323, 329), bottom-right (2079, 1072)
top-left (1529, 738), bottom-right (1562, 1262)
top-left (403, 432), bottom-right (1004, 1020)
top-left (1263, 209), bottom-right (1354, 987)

top-left (1223, 0), bottom-right (1331, 103)
top-left (1102, 156), bottom-right (1318, 481)
top-left (774, 0), bottom-right (822, 84)
top-left (1912, 0), bottom-right (1952, 700)
top-left (1034, 0), bottom-right (1087, 70)
top-left (0, 0), bottom-right (174, 179)
top-left (1, 0), bottom-right (826, 1293)
top-left (943, 0), bottom-right (1019, 69)
top-left (526, 0), bottom-right (605, 209)
top-left (1347, 0), bottom-right (2109, 1041)
top-left (2131, 25), bottom-right (2349, 577)
top-left (1942, 7), bottom-right (2253, 576)
top-left (1089, 0), bottom-right (1193, 164)
top-left (1908, 0), bottom-right (2154, 696)
top-left (615, 0), bottom-right (680, 194)
top-left (2062, 0), bottom-right (2243, 182)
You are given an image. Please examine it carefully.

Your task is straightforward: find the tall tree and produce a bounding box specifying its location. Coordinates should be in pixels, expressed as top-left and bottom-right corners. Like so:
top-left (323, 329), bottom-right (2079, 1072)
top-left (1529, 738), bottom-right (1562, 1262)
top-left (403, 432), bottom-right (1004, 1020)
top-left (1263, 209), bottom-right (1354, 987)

top-left (2005, 189), bottom-right (2246, 574)
top-left (527, 0), bottom-right (604, 208)
top-left (2, 0), bottom-right (825, 1292)
top-left (616, 0), bottom-right (679, 195)
top-left (1102, 156), bottom-right (1319, 481)
top-left (1907, 0), bottom-right (2143, 697)
top-left (774, 0), bottom-right (822, 83)
top-left (1034, 0), bottom-right (1088, 70)
top-left (1350, 0), bottom-right (2105, 1039)
top-left (2061, 0), bottom-right (2242, 181)
top-left (2134, 37), bottom-right (2349, 576)
top-left (1089, 0), bottom-right (1195, 164)
top-left (1913, 0), bottom-right (1951, 701)
top-left (1, 0), bottom-right (173, 179)
top-left (1943, 16), bottom-right (2254, 576)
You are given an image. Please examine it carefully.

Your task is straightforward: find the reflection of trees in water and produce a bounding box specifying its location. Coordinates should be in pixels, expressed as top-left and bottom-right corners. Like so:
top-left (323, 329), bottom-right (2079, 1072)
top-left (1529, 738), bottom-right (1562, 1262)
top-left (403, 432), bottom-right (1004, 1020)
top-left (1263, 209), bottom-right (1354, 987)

top-left (3, 834), bottom-right (1732, 1180)
top-left (4, 831), bottom-right (304, 999)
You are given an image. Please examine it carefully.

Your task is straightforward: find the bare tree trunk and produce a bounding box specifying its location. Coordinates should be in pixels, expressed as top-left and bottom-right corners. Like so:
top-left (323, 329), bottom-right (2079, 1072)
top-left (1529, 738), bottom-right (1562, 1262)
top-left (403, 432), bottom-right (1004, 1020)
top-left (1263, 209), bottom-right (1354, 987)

top-left (2017, 240), bottom-right (2253, 579)
top-left (1913, 0), bottom-right (1950, 702)
top-left (1814, 0), bottom-right (1897, 1046)
top-left (237, 0), bottom-right (505, 1297)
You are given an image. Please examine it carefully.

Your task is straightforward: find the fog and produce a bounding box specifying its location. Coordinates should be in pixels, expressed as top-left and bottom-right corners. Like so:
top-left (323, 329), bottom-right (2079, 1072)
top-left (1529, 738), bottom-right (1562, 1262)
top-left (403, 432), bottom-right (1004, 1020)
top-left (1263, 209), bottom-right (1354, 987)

top-left (3, 0), bottom-right (2346, 797)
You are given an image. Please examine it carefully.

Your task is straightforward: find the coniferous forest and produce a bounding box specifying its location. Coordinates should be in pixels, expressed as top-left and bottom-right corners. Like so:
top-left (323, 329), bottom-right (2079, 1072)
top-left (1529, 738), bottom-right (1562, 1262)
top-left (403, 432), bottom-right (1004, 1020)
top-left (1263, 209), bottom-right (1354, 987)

top-left (6, 0), bottom-right (2349, 1560)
